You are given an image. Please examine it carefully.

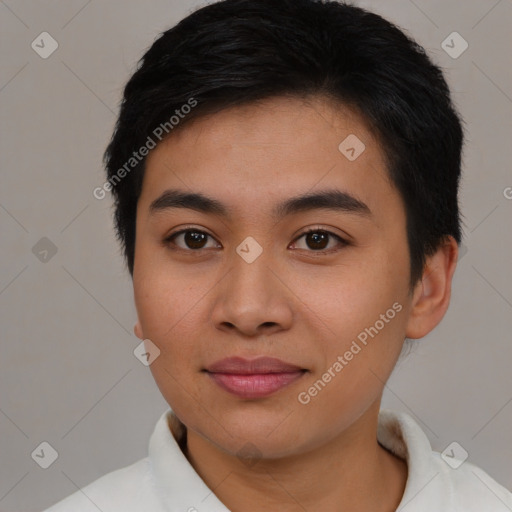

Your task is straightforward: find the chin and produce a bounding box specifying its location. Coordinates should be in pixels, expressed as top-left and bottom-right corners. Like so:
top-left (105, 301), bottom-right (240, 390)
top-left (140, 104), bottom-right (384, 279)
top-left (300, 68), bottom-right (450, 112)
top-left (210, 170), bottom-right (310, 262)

top-left (201, 414), bottom-right (315, 460)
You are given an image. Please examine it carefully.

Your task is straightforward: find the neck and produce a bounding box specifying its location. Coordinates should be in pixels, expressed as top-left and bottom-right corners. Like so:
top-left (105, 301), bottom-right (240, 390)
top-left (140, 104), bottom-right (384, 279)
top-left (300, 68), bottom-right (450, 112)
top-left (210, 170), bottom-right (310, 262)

top-left (182, 402), bottom-right (407, 512)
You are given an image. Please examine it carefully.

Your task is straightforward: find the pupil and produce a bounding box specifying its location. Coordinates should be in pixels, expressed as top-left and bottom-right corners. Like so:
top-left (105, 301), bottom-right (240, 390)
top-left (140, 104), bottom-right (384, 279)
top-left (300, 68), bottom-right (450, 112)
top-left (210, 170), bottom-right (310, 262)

top-left (307, 232), bottom-right (328, 250)
top-left (185, 231), bottom-right (206, 249)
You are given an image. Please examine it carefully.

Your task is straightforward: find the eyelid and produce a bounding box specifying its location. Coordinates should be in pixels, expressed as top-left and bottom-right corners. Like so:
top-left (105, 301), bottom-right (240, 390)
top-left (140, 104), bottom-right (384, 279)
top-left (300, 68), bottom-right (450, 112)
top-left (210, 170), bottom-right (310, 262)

top-left (163, 225), bottom-right (220, 247)
top-left (164, 225), bottom-right (215, 240)
top-left (290, 226), bottom-right (349, 252)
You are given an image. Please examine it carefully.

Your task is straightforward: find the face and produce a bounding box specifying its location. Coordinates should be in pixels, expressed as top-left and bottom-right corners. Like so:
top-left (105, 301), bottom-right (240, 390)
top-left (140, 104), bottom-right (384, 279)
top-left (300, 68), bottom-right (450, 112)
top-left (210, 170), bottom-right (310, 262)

top-left (133, 95), bottom-right (415, 458)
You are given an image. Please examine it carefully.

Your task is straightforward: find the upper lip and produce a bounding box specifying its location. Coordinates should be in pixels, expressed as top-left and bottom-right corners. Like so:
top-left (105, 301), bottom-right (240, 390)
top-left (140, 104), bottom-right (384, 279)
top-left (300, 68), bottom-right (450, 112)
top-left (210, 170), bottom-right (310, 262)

top-left (206, 356), bottom-right (304, 374)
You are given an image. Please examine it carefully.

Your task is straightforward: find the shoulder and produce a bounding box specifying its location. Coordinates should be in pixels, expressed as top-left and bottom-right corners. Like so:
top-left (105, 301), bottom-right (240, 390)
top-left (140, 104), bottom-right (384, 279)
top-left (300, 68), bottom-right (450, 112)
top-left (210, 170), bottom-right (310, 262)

top-left (41, 457), bottom-right (164, 512)
top-left (430, 453), bottom-right (512, 511)
top-left (378, 409), bottom-right (512, 511)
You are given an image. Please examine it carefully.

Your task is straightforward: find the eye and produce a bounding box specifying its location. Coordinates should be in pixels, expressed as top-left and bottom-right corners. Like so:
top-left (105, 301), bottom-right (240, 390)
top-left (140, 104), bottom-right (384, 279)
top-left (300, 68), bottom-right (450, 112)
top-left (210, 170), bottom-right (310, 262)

top-left (163, 226), bottom-right (349, 254)
top-left (290, 228), bottom-right (348, 253)
top-left (163, 228), bottom-right (220, 251)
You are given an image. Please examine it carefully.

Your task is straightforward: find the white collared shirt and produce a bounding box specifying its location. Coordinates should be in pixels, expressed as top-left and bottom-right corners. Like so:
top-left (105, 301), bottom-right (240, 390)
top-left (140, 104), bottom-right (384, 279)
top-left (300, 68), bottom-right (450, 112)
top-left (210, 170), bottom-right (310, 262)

top-left (43, 408), bottom-right (512, 511)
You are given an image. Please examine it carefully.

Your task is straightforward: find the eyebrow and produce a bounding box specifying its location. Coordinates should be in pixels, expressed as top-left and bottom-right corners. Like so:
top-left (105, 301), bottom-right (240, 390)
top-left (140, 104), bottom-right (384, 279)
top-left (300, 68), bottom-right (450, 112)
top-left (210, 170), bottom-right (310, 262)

top-left (149, 188), bottom-right (372, 220)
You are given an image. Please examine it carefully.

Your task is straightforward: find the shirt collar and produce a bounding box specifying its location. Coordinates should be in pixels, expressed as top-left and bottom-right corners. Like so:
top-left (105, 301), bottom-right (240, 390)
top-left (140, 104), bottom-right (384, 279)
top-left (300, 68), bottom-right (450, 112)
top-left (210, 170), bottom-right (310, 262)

top-left (148, 409), bottom-right (231, 511)
top-left (148, 408), bottom-right (448, 511)
top-left (378, 409), bottom-right (450, 510)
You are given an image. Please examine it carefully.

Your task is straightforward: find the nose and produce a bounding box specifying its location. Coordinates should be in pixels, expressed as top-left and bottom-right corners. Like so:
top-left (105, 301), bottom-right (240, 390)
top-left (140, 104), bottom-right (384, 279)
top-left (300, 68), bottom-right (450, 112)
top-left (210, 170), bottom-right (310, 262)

top-left (210, 246), bottom-right (294, 338)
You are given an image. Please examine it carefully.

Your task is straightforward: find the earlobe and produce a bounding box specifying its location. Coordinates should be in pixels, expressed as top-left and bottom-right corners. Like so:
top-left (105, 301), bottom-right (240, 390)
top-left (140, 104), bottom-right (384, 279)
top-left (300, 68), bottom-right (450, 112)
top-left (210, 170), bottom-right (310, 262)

top-left (405, 236), bottom-right (459, 339)
top-left (134, 321), bottom-right (144, 340)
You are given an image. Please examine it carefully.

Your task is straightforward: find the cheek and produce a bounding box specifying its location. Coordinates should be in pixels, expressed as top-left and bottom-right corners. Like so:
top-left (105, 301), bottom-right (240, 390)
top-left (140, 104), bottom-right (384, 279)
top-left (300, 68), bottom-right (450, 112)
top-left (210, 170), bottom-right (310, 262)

top-left (134, 248), bottom-right (203, 336)
top-left (299, 251), bottom-right (409, 387)
top-left (295, 298), bottom-right (407, 435)
top-left (302, 250), bottom-right (407, 334)
top-left (134, 269), bottom-right (205, 401)
top-left (133, 258), bottom-right (223, 382)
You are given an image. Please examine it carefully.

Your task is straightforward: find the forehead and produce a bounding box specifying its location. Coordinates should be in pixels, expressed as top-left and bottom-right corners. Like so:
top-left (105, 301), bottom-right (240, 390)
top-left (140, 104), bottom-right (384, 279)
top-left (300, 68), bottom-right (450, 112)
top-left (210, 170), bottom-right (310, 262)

top-left (139, 95), bottom-right (395, 219)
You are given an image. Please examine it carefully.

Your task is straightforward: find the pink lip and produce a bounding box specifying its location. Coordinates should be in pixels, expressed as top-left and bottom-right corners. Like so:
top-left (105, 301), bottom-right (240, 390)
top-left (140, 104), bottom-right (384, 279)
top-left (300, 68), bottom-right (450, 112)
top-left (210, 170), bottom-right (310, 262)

top-left (205, 357), bottom-right (306, 399)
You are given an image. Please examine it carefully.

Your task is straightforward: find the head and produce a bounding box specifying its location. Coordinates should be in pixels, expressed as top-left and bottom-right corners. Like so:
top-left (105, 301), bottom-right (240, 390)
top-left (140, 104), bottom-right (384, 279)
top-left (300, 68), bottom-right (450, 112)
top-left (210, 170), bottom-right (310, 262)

top-left (103, 0), bottom-right (463, 458)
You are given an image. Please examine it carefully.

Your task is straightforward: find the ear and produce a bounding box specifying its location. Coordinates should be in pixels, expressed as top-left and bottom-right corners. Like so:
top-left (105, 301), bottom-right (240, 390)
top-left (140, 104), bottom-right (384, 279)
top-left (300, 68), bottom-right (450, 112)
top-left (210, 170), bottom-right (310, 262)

top-left (405, 236), bottom-right (459, 340)
top-left (134, 320), bottom-right (144, 340)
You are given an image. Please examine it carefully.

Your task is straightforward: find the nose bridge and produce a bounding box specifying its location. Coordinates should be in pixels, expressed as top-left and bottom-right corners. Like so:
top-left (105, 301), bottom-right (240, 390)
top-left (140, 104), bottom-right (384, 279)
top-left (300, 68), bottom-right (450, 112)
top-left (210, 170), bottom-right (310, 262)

top-left (228, 235), bottom-right (276, 303)
top-left (211, 236), bottom-right (292, 334)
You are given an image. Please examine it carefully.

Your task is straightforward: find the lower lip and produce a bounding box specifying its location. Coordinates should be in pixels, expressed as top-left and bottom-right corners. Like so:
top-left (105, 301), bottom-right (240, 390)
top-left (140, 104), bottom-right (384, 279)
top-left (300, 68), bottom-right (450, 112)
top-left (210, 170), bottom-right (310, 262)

top-left (207, 371), bottom-right (305, 398)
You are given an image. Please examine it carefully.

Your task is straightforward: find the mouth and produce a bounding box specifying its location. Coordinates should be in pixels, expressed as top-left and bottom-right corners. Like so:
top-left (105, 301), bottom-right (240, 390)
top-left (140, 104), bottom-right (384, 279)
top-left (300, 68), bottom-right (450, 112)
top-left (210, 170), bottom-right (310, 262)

top-left (204, 356), bottom-right (307, 399)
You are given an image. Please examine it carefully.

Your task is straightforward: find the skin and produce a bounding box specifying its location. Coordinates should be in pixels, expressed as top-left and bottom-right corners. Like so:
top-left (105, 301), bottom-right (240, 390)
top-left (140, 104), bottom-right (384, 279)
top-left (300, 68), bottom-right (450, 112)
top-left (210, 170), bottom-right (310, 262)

top-left (132, 95), bottom-right (458, 512)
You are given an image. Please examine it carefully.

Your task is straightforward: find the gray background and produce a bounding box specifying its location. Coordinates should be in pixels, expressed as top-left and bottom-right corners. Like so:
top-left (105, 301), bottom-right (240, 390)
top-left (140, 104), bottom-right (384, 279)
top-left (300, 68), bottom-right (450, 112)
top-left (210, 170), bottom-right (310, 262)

top-left (1, 0), bottom-right (511, 510)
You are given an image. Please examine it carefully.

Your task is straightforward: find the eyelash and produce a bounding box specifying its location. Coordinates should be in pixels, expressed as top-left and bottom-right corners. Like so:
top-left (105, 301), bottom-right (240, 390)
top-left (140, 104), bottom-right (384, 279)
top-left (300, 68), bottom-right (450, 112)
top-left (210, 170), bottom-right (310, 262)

top-left (162, 226), bottom-right (349, 255)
